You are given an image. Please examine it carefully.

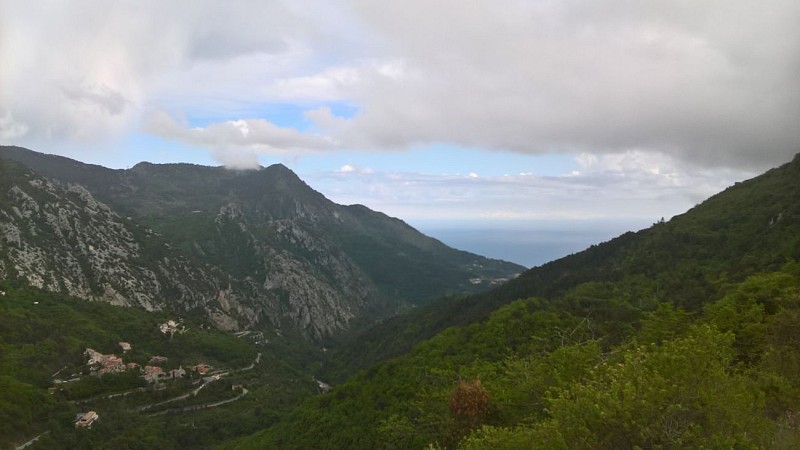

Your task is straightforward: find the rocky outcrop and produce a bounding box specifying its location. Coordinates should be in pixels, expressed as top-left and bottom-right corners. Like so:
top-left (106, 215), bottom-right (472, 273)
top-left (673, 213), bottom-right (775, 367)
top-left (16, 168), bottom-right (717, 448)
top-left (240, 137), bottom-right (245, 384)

top-left (0, 166), bottom-right (213, 312)
top-left (0, 161), bottom-right (380, 339)
top-left (0, 147), bottom-right (525, 341)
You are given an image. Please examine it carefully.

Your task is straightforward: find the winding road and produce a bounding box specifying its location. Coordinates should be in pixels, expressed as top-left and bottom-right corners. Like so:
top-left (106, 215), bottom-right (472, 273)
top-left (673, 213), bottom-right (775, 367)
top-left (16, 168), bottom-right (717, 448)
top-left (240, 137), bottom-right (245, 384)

top-left (133, 352), bottom-right (260, 413)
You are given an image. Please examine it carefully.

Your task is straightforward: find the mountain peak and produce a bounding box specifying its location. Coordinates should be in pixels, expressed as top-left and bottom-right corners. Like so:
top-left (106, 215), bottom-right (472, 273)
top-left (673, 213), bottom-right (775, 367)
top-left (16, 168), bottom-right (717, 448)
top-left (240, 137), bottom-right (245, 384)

top-left (0, 146), bottom-right (523, 340)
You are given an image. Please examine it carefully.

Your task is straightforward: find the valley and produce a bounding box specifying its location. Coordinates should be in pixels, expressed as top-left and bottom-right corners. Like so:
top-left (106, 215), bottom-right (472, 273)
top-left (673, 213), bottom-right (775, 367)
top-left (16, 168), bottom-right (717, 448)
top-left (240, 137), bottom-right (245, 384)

top-left (1, 148), bottom-right (799, 449)
top-left (4, 3), bottom-right (797, 448)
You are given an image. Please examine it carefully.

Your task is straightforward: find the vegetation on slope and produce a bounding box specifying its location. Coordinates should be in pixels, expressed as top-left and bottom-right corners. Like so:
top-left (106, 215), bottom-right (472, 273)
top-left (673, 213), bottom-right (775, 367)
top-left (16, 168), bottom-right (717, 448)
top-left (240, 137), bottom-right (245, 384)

top-left (0, 280), bottom-right (320, 449)
top-left (226, 154), bottom-right (800, 448)
top-left (231, 263), bottom-right (800, 449)
top-left (325, 153), bottom-right (800, 381)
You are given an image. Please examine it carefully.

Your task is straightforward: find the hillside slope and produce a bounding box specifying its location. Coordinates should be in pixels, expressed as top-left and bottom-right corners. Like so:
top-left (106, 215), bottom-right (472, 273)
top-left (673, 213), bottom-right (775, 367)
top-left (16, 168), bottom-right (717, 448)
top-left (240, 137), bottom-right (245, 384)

top-left (0, 146), bottom-right (522, 339)
top-left (326, 153), bottom-right (800, 376)
top-left (230, 154), bottom-right (800, 449)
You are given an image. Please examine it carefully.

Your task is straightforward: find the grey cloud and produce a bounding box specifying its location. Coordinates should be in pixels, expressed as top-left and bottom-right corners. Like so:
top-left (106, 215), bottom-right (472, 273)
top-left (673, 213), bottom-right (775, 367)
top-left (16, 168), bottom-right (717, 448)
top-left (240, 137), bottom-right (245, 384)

top-left (0, 111), bottom-right (29, 141)
top-left (339, 0), bottom-right (800, 170)
top-left (2, 0), bottom-right (798, 172)
top-left (60, 81), bottom-right (129, 115)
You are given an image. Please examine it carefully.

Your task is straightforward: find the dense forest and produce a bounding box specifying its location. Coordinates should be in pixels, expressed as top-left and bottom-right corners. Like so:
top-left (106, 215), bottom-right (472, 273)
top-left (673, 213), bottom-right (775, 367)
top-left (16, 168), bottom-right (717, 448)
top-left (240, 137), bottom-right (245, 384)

top-left (228, 264), bottom-right (800, 449)
top-left (2, 153), bottom-right (798, 449)
top-left (228, 155), bottom-right (800, 448)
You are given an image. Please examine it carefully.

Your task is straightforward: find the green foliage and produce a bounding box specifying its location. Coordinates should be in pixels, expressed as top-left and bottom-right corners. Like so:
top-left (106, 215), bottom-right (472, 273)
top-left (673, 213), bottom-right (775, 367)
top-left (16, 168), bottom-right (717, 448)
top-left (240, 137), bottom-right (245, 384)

top-left (328, 154), bottom-right (800, 376)
top-left (0, 281), bottom-right (287, 449)
top-left (546, 325), bottom-right (771, 449)
top-left (5, 147), bottom-right (800, 449)
top-left (458, 423), bottom-right (568, 450)
top-left (637, 302), bottom-right (693, 344)
top-left (235, 266), bottom-right (800, 449)
top-left (228, 299), bottom-right (601, 449)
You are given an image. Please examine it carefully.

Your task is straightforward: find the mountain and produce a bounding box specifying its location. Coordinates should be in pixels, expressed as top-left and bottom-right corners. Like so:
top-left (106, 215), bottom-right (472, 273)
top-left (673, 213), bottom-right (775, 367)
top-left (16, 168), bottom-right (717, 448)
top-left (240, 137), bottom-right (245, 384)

top-left (228, 154), bottom-right (800, 449)
top-left (324, 152), bottom-right (800, 377)
top-left (0, 146), bottom-right (523, 340)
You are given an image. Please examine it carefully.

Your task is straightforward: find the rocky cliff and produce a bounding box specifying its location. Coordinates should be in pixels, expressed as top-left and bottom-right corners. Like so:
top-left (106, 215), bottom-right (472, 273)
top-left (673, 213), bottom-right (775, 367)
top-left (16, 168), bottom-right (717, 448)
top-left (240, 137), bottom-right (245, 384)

top-left (0, 146), bottom-right (524, 340)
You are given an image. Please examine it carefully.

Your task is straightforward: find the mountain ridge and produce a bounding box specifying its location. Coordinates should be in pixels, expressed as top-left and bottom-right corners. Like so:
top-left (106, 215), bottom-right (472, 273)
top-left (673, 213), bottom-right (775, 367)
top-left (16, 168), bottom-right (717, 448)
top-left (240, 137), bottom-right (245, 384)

top-left (231, 153), bottom-right (800, 449)
top-left (0, 146), bottom-right (523, 340)
top-left (323, 151), bottom-right (800, 380)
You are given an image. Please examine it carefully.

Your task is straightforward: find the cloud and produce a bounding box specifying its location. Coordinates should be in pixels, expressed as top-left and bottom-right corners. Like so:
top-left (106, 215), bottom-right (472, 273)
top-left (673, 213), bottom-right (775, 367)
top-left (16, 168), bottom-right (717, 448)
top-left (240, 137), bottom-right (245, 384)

top-left (0, 0), bottom-right (335, 149)
top-left (145, 111), bottom-right (336, 168)
top-left (2, 0), bottom-right (798, 171)
top-left (337, 163), bottom-right (373, 174)
top-left (336, 0), bottom-right (800, 169)
top-left (306, 150), bottom-right (754, 221)
top-left (0, 111), bottom-right (29, 141)
top-left (60, 80), bottom-right (130, 116)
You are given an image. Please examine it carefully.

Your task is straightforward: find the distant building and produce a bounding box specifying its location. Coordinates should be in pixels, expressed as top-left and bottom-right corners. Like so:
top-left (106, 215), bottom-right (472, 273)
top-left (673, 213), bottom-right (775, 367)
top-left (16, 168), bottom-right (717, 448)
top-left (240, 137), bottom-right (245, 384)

top-left (84, 348), bottom-right (103, 366)
top-left (74, 411), bottom-right (99, 428)
top-left (159, 320), bottom-right (184, 335)
top-left (143, 365), bottom-right (165, 383)
top-left (84, 348), bottom-right (125, 374)
top-left (194, 363), bottom-right (212, 375)
top-left (118, 342), bottom-right (132, 352)
top-left (169, 366), bottom-right (186, 379)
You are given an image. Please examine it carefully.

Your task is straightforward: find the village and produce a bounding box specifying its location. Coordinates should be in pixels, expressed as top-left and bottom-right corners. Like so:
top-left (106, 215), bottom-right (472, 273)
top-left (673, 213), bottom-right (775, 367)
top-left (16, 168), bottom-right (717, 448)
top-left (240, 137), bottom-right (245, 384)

top-left (65, 319), bottom-right (254, 429)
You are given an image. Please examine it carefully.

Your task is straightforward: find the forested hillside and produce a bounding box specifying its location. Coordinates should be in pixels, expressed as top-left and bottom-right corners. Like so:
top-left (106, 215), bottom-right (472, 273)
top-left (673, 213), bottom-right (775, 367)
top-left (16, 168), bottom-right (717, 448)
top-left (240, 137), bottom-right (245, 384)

top-left (232, 265), bottom-right (800, 449)
top-left (325, 153), bottom-right (800, 380)
top-left (0, 280), bottom-right (320, 449)
top-left (230, 154), bottom-right (800, 448)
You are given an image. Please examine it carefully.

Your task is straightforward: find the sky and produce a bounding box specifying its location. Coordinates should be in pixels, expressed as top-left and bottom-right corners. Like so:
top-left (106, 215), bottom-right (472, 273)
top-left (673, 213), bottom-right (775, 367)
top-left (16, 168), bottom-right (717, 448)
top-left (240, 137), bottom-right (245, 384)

top-left (2, 1), bottom-right (799, 265)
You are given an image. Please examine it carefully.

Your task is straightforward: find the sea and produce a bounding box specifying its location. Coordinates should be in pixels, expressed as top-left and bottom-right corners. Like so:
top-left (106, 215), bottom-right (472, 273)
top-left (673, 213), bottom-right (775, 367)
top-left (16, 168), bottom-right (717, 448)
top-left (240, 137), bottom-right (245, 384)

top-left (413, 219), bottom-right (654, 269)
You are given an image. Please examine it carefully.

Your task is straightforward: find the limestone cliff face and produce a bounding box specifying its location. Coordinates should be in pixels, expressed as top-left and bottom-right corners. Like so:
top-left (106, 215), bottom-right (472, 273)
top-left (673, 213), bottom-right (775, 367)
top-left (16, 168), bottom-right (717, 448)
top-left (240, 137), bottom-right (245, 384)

top-left (0, 146), bottom-right (525, 341)
top-left (0, 163), bottom-right (238, 322)
top-left (0, 161), bottom-right (379, 340)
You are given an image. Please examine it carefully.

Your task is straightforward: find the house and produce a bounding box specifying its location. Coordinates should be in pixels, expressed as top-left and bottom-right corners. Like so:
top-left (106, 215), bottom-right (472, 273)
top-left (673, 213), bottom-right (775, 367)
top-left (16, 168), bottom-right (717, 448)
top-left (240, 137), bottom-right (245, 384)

top-left (126, 362), bottom-right (140, 370)
top-left (169, 366), bottom-right (186, 379)
top-left (143, 365), bottom-right (165, 383)
top-left (118, 342), bottom-right (132, 352)
top-left (84, 348), bottom-right (103, 365)
top-left (84, 348), bottom-right (125, 374)
top-left (194, 363), bottom-right (212, 375)
top-left (159, 320), bottom-right (183, 335)
top-left (104, 355), bottom-right (124, 369)
top-left (74, 411), bottom-right (99, 428)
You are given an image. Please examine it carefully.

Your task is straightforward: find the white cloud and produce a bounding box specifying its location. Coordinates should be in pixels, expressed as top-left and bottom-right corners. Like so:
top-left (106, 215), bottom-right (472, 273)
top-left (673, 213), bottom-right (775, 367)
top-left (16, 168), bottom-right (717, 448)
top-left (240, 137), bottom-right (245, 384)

top-left (145, 111), bottom-right (337, 168)
top-left (337, 163), bottom-right (373, 174)
top-left (306, 151), bottom-right (755, 222)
